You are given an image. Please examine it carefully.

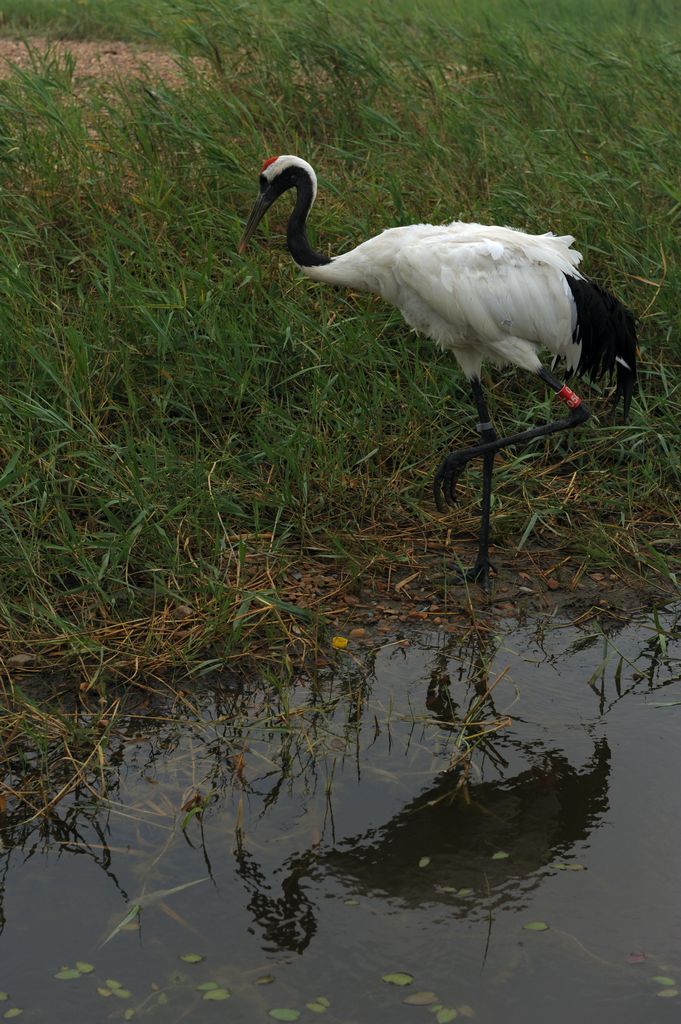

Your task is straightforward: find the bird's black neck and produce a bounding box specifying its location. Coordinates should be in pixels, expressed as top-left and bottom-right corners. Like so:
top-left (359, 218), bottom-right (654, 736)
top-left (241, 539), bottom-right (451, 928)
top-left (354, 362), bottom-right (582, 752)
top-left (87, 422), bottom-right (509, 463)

top-left (286, 175), bottom-right (331, 267)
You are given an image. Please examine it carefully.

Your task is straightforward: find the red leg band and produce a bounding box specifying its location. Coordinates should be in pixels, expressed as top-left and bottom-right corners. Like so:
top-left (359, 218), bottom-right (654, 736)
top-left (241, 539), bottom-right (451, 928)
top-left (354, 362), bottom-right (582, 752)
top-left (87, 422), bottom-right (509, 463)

top-left (556, 384), bottom-right (582, 409)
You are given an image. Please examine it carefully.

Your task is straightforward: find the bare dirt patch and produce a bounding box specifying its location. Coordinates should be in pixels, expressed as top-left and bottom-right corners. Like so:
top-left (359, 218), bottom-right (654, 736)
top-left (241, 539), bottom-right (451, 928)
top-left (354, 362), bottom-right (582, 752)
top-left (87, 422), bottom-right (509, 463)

top-left (276, 535), bottom-right (672, 673)
top-left (0, 35), bottom-right (209, 86)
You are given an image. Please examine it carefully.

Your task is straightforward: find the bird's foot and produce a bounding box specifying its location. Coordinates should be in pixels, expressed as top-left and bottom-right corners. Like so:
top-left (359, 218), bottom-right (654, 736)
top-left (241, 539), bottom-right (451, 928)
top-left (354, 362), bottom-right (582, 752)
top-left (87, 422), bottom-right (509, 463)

top-left (433, 452), bottom-right (471, 511)
top-left (451, 557), bottom-right (497, 591)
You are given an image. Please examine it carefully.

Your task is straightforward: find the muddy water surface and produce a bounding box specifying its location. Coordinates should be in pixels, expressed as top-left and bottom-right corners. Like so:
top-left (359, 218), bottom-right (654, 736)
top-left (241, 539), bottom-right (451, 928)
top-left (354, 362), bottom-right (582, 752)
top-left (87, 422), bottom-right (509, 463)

top-left (1, 606), bottom-right (680, 1023)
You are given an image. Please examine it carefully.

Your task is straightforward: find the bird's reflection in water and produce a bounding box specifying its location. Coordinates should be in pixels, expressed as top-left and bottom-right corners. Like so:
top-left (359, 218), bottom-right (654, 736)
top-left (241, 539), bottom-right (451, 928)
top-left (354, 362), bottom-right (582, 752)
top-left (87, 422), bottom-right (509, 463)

top-left (236, 736), bottom-right (610, 954)
top-left (233, 627), bottom-right (612, 954)
top-left (324, 739), bottom-right (609, 899)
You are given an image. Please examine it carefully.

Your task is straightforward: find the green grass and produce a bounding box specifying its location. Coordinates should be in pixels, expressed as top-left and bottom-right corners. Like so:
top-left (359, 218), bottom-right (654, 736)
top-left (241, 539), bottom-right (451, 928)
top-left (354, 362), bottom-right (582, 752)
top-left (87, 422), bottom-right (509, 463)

top-left (0, 0), bottom-right (679, 670)
top-left (0, 0), bottom-right (160, 41)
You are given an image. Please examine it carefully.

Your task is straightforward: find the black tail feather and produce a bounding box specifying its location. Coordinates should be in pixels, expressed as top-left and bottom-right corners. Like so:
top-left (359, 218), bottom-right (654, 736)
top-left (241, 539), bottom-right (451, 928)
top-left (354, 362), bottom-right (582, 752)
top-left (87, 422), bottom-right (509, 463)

top-left (564, 275), bottom-right (638, 417)
top-left (613, 361), bottom-right (636, 419)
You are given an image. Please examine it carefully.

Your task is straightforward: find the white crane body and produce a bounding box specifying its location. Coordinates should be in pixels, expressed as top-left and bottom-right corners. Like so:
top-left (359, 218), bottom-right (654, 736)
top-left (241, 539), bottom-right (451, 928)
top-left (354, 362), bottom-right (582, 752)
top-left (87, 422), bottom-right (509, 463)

top-left (303, 222), bottom-right (584, 380)
top-left (239, 155), bottom-right (638, 586)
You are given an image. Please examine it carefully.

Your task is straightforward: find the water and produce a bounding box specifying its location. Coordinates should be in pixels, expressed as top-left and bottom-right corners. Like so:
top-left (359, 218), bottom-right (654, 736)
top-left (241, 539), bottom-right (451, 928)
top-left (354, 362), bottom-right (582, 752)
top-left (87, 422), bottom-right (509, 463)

top-left (1, 606), bottom-right (680, 1022)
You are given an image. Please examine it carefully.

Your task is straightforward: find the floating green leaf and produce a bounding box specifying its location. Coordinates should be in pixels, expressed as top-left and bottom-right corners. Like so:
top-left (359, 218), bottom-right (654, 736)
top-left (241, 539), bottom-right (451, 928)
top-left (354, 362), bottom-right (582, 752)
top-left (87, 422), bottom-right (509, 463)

top-left (653, 977), bottom-right (676, 987)
top-left (316, 998), bottom-right (330, 1008)
top-left (3, 1010), bottom-right (22, 1020)
top-left (457, 1007), bottom-right (474, 1018)
top-left (404, 991), bottom-right (438, 1006)
top-left (97, 988), bottom-right (112, 998)
top-left (180, 953), bottom-right (205, 964)
top-left (203, 988), bottom-right (230, 1001)
top-left (54, 969), bottom-right (81, 980)
top-left (382, 973), bottom-right (414, 986)
top-left (523, 921), bottom-right (549, 931)
top-left (124, 1011), bottom-right (135, 1021)
top-left (458, 889), bottom-right (473, 897)
top-left (75, 962), bottom-right (94, 974)
top-left (344, 899), bottom-right (359, 906)
top-left (105, 979), bottom-right (122, 990)
top-left (492, 851), bottom-right (509, 860)
top-left (256, 975), bottom-right (275, 986)
top-left (418, 857), bottom-right (431, 868)
top-left (268, 1010), bottom-right (300, 1021)
top-left (436, 1010), bottom-right (458, 1023)
top-left (306, 1002), bottom-right (327, 1014)
top-left (111, 989), bottom-right (132, 999)
top-left (657, 989), bottom-right (679, 998)
top-left (0, 996), bottom-right (7, 1003)
top-left (196, 982), bottom-right (220, 992)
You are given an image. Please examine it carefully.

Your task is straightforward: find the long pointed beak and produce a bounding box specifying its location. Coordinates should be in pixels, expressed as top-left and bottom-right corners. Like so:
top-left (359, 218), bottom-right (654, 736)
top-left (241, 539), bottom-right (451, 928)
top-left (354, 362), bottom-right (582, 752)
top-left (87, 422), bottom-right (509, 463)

top-left (238, 192), bottom-right (275, 254)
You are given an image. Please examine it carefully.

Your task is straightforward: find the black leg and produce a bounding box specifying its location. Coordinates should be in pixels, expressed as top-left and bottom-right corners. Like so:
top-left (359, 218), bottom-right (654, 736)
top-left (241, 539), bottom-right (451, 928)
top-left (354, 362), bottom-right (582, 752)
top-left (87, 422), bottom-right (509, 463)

top-left (451, 378), bottom-right (498, 589)
top-left (434, 367), bottom-right (591, 582)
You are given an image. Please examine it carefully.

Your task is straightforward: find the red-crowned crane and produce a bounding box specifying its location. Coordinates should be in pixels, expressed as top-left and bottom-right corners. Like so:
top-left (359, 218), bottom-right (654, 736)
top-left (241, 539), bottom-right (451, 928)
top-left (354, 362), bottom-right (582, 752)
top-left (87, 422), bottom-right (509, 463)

top-left (239, 155), bottom-right (638, 588)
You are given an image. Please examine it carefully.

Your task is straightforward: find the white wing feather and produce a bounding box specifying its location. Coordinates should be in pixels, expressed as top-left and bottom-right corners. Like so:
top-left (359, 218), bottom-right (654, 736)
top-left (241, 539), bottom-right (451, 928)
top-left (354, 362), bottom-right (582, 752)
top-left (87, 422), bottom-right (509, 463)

top-left (304, 222), bottom-right (584, 377)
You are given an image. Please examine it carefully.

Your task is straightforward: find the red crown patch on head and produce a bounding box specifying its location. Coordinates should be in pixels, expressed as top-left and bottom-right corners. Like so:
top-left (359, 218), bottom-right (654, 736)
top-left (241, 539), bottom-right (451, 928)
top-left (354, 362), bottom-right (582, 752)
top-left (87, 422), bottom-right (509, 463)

top-left (261, 156), bottom-right (279, 172)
